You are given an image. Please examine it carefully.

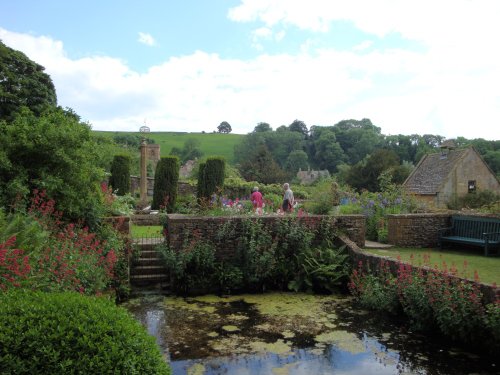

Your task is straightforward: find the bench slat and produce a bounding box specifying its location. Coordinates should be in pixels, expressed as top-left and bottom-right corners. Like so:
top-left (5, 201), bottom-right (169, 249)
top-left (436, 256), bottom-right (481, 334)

top-left (439, 216), bottom-right (500, 256)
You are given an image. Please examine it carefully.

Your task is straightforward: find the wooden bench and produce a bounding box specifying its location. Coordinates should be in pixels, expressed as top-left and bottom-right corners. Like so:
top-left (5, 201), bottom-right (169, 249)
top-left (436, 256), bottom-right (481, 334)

top-left (439, 215), bottom-right (500, 256)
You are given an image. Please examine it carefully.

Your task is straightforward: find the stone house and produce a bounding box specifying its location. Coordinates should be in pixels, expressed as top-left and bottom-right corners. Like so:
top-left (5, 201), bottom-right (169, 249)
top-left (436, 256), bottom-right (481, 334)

top-left (402, 143), bottom-right (500, 208)
top-left (296, 168), bottom-right (330, 185)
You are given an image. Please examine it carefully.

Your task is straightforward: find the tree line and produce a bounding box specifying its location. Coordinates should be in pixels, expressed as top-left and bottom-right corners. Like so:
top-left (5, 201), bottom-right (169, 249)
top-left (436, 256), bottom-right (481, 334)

top-left (1, 39), bottom-right (499, 198)
top-left (233, 119), bottom-right (500, 192)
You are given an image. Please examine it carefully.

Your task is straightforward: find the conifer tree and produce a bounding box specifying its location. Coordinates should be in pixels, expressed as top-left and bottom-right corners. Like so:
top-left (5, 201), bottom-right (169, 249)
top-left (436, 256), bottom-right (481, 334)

top-left (197, 157), bottom-right (225, 202)
top-left (109, 155), bottom-right (131, 196)
top-left (152, 156), bottom-right (179, 211)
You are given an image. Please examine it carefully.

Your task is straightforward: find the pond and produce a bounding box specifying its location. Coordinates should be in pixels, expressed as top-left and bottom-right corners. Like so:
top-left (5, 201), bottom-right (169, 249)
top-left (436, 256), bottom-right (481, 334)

top-left (122, 292), bottom-right (498, 375)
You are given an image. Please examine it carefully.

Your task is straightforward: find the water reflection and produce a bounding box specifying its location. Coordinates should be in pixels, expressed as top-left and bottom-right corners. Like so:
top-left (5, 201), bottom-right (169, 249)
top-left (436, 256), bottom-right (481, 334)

top-left (122, 293), bottom-right (498, 375)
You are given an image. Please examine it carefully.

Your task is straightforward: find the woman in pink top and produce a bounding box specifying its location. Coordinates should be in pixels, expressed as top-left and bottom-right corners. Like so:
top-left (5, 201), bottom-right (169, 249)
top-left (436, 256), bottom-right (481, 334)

top-left (251, 186), bottom-right (263, 215)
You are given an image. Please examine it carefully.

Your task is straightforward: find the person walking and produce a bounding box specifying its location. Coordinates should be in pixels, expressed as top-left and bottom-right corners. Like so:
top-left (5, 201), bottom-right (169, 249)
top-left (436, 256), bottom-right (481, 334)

top-left (282, 183), bottom-right (294, 213)
top-left (251, 186), bottom-right (263, 215)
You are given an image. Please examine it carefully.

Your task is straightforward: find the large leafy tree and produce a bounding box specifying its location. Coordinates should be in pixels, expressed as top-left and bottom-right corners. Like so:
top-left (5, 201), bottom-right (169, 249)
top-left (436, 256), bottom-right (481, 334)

top-left (239, 144), bottom-right (286, 184)
top-left (170, 138), bottom-right (203, 163)
top-left (288, 119), bottom-right (308, 138)
top-left (0, 40), bottom-right (57, 122)
top-left (253, 122), bottom-right (272, 132)
top-left (0, 108), bottom-right (105, 226)
top-left (217, 121), bottom-right (232, 134)
top-left (285, 150), bottom-right (309, 174)
top-left (311, 128), bottom-right (346, 172)
top-left (346, 149), bottom-right (400, 192)
top-left (332, 118), bottom-right (383, 164)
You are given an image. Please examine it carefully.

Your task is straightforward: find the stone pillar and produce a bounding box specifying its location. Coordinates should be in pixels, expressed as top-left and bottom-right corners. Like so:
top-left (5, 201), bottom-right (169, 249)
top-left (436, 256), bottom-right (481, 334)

top-left (140, 139), bottom-right (148, 204)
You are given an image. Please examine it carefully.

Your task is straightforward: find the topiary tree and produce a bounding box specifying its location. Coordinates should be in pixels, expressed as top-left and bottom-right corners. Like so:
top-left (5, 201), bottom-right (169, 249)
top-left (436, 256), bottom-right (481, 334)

top-left (0, 290), bottom-right (171, 375)
top-left (152, 156), bottom-right (179, 211)
top-left (197, 157), bottom-right (225, 202)
top-left (108, 155), bottom-right (131, 196)
top-left (196, 161), bottom-right (207, 201)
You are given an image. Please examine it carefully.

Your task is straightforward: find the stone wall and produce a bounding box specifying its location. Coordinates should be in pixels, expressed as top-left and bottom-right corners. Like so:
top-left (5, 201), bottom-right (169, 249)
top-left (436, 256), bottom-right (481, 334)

top-left (166, 214), bottom-right (365, 261)
top-left (131, 214), bottom-right (161, 226)
top-left (340, 235), bottom-right (499, 305)
top-left (101, 216), bottom-right (130, 235)
top-left (387, 213), bottom-right (450, 247)
top-left (130, 176), bottom-right (155, 196)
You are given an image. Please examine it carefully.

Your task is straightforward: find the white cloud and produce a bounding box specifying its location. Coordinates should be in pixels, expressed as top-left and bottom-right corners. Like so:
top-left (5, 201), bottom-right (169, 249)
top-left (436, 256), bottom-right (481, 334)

top-left (353, 40), bottom-right (372, 52)
top-left (251, 27), bottom-right (286, 50)
top-left (138, 32), bottom-right (155, 46)
top-left (1, 23), bottom-right (499, 140)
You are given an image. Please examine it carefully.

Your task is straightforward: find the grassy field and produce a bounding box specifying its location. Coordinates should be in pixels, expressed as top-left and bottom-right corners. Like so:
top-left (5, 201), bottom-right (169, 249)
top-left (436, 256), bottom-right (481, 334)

top-left (130, 225), bottom-right (163, 238)
top-left (94, 131), bottom-right (244, 164)
top-left (365, 247), bottom-right (500, 285)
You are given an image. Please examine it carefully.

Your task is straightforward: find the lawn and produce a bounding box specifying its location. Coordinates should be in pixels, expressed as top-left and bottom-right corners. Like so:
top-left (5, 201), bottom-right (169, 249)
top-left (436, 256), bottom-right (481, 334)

top-left (130, 225), bottom-right (163, 238)
top-left (365, 247), bottom-right (500, 286)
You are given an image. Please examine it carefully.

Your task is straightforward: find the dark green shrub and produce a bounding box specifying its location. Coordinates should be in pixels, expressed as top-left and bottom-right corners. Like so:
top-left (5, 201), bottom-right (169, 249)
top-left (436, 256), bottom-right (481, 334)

top-left (447, 190), bottom-right (500, 210)
top-left (196, 161), bottom-right (207, 201)
top-left (152, 156), bottom-right (180, 211)
top-left (0, 108), bottom-right (106, 226)
top-left (0, 290), bottom-right (170, 375)
top-left (288, 246), bottom-right (350, 293)
top-left (109, 155), bottom-right (131, 196)
top-left (158, 240), bottom-right (216, 294)
top-left (197, 157), bottom-right (225, 202)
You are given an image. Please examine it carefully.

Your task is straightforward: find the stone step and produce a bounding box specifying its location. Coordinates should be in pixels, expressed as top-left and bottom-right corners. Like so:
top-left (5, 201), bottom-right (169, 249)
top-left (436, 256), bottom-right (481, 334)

top-left (133, 238), bottom-right (164, 246)
top-left (130, 273), bottom-right (169, 283)
top-left (134, 257), bottom-right (163, 266)
top-left (130, 239), bottom-right (168, 286)
top-left (130, 265), bottom-right (168, 275)
top-left (138, 249), bottom-right (162, 258)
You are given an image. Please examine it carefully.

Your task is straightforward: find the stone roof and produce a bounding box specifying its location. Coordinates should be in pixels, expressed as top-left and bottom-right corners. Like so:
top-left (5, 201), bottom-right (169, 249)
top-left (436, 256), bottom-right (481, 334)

top-left (403, 148), bottom-right (469, 194)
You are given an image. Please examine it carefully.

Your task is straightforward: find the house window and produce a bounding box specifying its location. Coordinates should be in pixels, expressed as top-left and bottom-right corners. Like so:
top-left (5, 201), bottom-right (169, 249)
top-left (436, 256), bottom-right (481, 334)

top-left (468, 180), bottom-right (476, 193)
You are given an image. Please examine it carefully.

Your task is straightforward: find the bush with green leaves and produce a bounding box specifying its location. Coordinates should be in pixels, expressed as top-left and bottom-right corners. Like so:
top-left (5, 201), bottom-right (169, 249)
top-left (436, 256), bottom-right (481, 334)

top-left (152, 156), bottom-right (180, 211)
top-left (109, 154), bottom-right (131, 196)
top-left (0, 290), bottom-right (170, 375)
top-left (301, 179), bottom-right (336, 215)
top-left (158, 234), bottom-right (217, 294)
top-left (349, 258), bottom-right (500, 354)
top-left (0, 190), bottom-right (130, 296)
top-left (0, 107), bottom-right (105, 227)
top-left (447, 190), bottom-right (500, 211)
top-left (288, 246), bottom-right (350, 293)
top-left (160, 216), bottom-right (350, 294)
top-left (339, 183), bottom-right (420, 241)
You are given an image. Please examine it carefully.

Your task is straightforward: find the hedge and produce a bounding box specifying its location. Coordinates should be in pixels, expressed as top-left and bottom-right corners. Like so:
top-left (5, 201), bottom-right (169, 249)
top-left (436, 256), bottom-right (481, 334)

top-left (0, 290), bottom-right (170, 375)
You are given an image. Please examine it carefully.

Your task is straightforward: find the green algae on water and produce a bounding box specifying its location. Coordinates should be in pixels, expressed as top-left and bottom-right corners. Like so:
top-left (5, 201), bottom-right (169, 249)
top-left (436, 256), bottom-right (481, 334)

top-left (165, 297), bottom-right (217, 314)
top-left (249, 339), bottom-right (293, 355)
top-left (314, 330), bottom-right (366, 354)
top-left (222, 325), bottom-right (240, 332)
top-left (186, 362), bottom-right (205, 375)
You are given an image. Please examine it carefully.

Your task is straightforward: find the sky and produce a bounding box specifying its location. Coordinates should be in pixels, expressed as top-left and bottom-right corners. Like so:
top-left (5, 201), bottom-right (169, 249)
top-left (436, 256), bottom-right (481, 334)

top-left (1, 0), bottom-right (499, 140)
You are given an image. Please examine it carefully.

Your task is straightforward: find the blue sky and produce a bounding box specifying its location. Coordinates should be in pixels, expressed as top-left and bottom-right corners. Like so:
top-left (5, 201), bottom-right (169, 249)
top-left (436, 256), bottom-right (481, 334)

top-left (1, 0), bottom-right (499, 140)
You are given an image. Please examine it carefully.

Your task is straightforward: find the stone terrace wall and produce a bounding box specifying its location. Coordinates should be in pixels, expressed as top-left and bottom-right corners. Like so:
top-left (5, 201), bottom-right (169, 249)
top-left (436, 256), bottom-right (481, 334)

top-left (166, 214), bottom-right (365, 261)
top-left (387, 213), bottom-right (450, 247)
top-left (131, 214), bottom-right (161, 226)
top-left (102, 216), bottom-right (130, 235)
top-left (339, 235), bottom-right (499, 305)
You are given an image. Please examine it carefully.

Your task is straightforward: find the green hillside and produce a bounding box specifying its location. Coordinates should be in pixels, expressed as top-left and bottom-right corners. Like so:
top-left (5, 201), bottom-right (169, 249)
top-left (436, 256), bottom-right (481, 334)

top-left (93, 131), bottom-right (244, 163)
